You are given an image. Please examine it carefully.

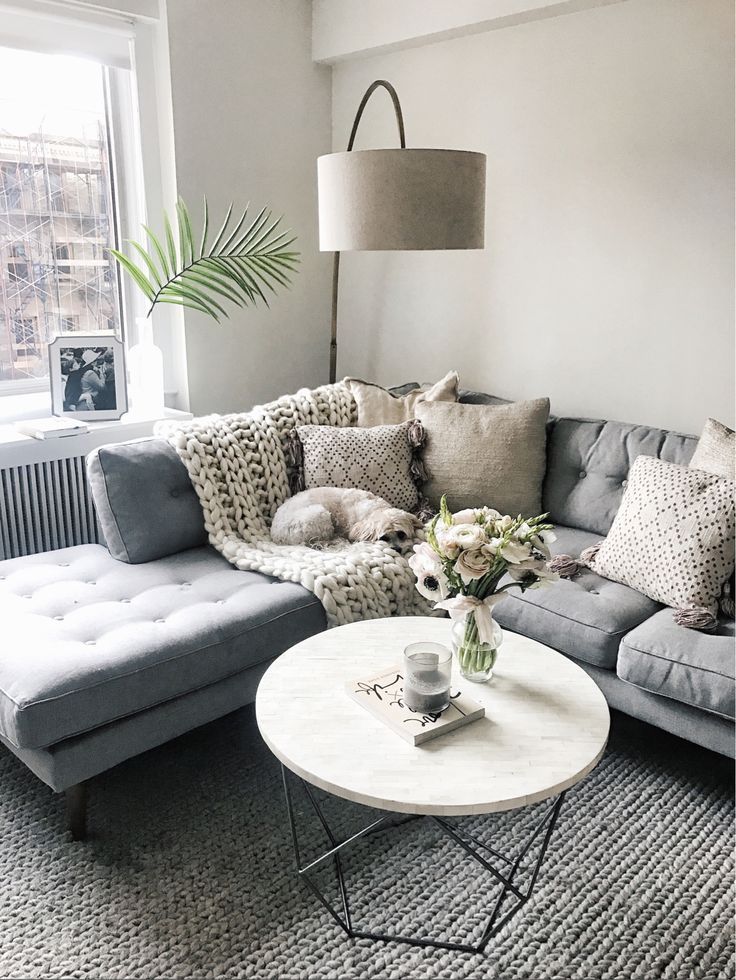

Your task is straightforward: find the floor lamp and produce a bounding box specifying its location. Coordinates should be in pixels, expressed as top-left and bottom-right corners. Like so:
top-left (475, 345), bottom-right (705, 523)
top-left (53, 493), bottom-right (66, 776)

top-left (318, 79), bottom-right (487, 384)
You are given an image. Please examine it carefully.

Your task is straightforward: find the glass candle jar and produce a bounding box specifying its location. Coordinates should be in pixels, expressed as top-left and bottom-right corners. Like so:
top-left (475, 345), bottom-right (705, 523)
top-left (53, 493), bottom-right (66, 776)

top-left (403, 642), bottom-right (452, 714)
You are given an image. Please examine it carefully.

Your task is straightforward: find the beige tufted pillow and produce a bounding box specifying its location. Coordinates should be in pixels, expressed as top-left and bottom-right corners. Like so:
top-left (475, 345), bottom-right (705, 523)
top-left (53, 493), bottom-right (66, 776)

top-left (592, 455), bottom-right (735, 616)
top-left (296, 421), bottom-right (419, 511)
top-left (345, 372), bottom-right (458, 427)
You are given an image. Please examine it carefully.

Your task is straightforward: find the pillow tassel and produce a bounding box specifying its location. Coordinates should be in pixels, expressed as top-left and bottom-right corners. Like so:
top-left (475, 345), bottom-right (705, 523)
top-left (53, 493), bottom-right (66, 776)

top-left (720, 577), bottom-right (735, 619)
top-left (579, 541), bottom-right (604, 567)
top-left (414, 496), bottom-right (435, 524)
top-left (286, 429), bottom-right (305, 496)
top-left (407, 419), bottom-right (425, 448)
top-left (548, 554), bottom-right (582, 579)
top-left (410, 455), bottom-right (427, 484)
top-left (673, 606), bottom-right (718, 632)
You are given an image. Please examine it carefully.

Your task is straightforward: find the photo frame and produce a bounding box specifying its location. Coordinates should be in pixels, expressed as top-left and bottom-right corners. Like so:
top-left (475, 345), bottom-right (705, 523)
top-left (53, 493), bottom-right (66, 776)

top-left (49, 335), bottom-right (128, 422)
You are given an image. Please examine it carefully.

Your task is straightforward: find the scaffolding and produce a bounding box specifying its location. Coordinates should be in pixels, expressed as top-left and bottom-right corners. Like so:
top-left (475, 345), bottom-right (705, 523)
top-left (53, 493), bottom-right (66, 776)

top-left (0, 124), bottom-right (122, 383)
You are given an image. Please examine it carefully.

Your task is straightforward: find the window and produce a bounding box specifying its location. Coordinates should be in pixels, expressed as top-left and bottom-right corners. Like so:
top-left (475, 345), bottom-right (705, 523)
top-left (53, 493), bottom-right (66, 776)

top-left (0, 46), bottom-right (126, 389)
top-left (55, 243), bottom-right (72, 278)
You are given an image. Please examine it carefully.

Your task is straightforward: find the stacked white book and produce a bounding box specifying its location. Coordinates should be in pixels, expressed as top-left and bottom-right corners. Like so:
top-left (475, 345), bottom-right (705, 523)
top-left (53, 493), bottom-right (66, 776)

top-left (15, 417), bottom-right (90, 440)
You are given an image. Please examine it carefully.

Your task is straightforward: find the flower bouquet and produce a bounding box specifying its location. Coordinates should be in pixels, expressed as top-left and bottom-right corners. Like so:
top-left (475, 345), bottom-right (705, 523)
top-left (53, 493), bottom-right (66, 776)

top-left (409, 496), bottom-right (558, 682)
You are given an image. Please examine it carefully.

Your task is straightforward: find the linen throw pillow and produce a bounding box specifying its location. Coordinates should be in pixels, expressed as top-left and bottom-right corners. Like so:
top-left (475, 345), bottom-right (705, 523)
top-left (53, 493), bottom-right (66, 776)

top-left (295, 421), bottom-right (419, 511)
top-left (345, 371), bottom-right (459, 427)
top-left (416, 398), bottom-right (550, 517)
top-left (690, 417), bottom-right (735, 480)
top-left (592, 455), bottom-right (735, 616)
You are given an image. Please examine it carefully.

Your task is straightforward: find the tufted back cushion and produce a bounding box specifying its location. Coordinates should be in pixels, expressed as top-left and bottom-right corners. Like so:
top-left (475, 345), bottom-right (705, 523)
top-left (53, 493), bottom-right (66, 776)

top-left (87, 438), bottom-right (207, 563)
top-left (543, 417), bottom-right (697, 536)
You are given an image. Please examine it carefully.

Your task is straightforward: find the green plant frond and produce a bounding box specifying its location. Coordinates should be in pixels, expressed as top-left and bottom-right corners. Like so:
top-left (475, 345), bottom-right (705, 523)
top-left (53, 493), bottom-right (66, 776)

top-left (210, 255), bottom-right (270, 305)
top-left (159, 282), bottom-right (224, 322)
top-left (109, 249), bottom-right (155, 301)
top-left (178, 268), bottom-right (247, 309)
top-left (163, 213), bottom-right (178, 273)
top-left (218, 206), bottom-right (252, 255)
top-left (177, 198), bottom-right (195, 265)
top-left (142, 224), bottom-right (171, 280)
top-left (198, 196), bottom-right (209, 258)
top-left (230, 207), bottom-right (269, 253)
top-left (248, 254), bottom-right (293, 289)
top-left (128, 240), bottom-right (163, 288)
top-left (244, 215), bottom-right (288, 255)
top-left (159, 278), bottom-right (228, 315)
top-left (208, 202), bottom-right (234, 257)
top-left (111, 197), bottom-right (299, 321)
top-left (175, 200), bottom-right (190, 269)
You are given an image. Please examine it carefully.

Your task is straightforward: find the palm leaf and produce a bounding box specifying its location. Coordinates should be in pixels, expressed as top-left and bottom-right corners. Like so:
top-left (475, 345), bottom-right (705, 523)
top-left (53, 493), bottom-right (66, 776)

top-left (111, 196), bottom-right (299, 321)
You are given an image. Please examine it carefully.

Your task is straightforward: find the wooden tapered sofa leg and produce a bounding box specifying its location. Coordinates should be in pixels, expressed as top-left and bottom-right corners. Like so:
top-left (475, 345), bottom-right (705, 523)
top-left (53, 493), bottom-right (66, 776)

top-left (65, 783), bottom-right (88, 841)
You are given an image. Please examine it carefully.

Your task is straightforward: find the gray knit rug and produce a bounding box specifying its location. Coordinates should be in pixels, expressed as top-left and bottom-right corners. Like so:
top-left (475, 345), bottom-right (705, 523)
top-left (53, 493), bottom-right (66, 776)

top-left (0, 708), bottom-right (732, 980)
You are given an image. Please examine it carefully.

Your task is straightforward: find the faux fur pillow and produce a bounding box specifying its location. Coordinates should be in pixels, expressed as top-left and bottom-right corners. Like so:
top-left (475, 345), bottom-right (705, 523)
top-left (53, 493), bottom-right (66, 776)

top-left (592, 455), bottom-right (735, 616)
top-left (345, 372), bottom-right (458, 427)
top-left (294, 421), bottom-right (420, 512)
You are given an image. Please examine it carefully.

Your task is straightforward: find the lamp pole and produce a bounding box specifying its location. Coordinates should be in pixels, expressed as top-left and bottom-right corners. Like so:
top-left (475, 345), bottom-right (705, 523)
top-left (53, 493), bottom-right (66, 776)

top-left (329, 80), bottom-right (406, 385)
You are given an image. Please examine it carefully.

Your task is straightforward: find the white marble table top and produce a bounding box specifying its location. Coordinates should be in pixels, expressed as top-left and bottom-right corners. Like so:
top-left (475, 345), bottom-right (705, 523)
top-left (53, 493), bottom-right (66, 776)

top-left (256, 617), bottom-right (610, 816)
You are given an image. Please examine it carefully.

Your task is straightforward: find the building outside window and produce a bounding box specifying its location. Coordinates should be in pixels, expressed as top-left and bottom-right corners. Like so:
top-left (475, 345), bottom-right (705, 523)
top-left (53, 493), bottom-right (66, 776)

top-left (0, 46), bottom-right (125, 389)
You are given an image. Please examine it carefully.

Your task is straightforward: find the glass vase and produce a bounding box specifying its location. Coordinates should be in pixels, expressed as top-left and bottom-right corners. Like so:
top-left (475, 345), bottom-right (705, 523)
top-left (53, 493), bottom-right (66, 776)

top-left (451, 611), bottom-right (503, 683)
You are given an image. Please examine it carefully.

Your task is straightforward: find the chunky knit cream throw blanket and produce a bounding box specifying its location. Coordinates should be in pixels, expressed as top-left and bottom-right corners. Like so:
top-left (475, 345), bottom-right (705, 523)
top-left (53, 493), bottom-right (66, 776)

top-left (157, 382), bottom-right (429, 627)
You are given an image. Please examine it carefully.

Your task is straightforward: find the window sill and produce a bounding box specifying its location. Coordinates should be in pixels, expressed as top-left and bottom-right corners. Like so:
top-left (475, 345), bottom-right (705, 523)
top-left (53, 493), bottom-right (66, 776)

top-left (0, 408), bottom-right (194, 468)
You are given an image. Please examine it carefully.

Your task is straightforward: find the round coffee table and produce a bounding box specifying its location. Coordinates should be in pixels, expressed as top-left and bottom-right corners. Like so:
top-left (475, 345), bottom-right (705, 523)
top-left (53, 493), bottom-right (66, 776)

top-left (256, 616), bottom-right (609, 954)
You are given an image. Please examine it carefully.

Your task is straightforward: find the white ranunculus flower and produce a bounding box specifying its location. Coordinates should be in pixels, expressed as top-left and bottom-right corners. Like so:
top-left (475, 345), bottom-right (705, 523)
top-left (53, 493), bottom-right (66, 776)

top-left (478, 506), bottom-right (502, 522)
top-left (452, 508), bottom-right (479, 525)
top-left (446, 523), bottom-right (487, 551)
top-left (434, 524), bottom-right (461, 559)
top-left (500, 538), bottom-right (532, 564)
top-left (455, 548), bottom-right (491, 585)
top-left (499, 515), bottom-right (514, 531)
top-left (408, 543), bottom-right (450, 600)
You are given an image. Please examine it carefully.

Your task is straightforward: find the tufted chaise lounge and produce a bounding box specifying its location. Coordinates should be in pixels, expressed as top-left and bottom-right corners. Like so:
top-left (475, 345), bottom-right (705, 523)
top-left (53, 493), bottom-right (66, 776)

top-left (0, 387), bottom-right (733, 839)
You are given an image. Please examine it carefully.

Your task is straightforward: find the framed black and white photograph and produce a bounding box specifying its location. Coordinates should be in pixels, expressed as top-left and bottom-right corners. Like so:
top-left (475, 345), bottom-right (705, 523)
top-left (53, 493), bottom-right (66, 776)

top-left (49, 335), bottom-right (128, 421)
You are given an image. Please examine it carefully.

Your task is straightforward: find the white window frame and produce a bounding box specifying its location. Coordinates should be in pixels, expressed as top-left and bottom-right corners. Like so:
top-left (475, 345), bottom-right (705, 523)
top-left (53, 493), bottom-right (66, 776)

top-left (0, 0), bottom-right (189, 418)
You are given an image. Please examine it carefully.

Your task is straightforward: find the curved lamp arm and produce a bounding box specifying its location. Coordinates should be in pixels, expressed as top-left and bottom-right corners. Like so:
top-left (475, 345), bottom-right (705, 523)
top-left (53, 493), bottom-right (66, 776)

top-left (330, 80), bottom-right (407, 384)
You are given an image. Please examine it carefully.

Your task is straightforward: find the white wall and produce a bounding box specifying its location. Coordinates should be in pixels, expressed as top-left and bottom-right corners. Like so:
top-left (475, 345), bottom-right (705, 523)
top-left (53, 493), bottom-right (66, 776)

top-left (166, 0), bottom-right (331, 415)
top-left (330, 0), bottom-right (734, 434)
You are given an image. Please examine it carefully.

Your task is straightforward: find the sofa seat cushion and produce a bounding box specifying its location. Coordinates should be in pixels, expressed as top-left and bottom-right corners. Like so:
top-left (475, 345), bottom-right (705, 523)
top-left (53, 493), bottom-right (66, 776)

top-left (618, 610), bottom-right (735, 719)
top-left (0, 544), bottom-right (325, 750)
top-left (493, 526), bottom-right (661, 670)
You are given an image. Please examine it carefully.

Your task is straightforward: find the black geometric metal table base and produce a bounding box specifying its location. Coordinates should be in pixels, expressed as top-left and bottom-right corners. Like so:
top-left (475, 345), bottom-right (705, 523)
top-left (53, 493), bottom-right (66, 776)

top-left (281, 765), bottom-right (566, 955)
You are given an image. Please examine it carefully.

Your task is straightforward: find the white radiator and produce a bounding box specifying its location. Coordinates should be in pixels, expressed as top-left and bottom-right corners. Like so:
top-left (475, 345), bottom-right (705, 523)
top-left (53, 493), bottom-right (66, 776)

top-left (0, 410), bottom-right (192, 562)
top-left (0, 455), bottom-right (100, 560)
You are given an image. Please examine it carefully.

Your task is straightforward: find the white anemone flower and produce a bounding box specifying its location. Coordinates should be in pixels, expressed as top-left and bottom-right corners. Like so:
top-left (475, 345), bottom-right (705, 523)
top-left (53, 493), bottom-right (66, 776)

top-left (408, 543), bottom-right (450, 600)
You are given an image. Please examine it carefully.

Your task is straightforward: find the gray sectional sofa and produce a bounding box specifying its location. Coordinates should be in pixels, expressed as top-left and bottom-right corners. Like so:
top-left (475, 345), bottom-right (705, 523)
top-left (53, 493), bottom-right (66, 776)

top-left (0, 387), bottom-right (732, 837)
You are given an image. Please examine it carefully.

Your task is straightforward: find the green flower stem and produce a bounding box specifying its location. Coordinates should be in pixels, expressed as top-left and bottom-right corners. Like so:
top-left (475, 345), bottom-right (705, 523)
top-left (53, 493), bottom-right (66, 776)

top-left (456, 612), bottom-right (497, 678)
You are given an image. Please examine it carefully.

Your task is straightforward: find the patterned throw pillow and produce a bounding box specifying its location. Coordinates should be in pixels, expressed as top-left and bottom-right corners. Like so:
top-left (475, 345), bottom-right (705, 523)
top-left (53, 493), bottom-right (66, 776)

top-left (689, 417), bottom-right (736, 617)
top-left (593, 455), bottom-right (735, 615)
top-left (295, 421), bottom-right (419, 511)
